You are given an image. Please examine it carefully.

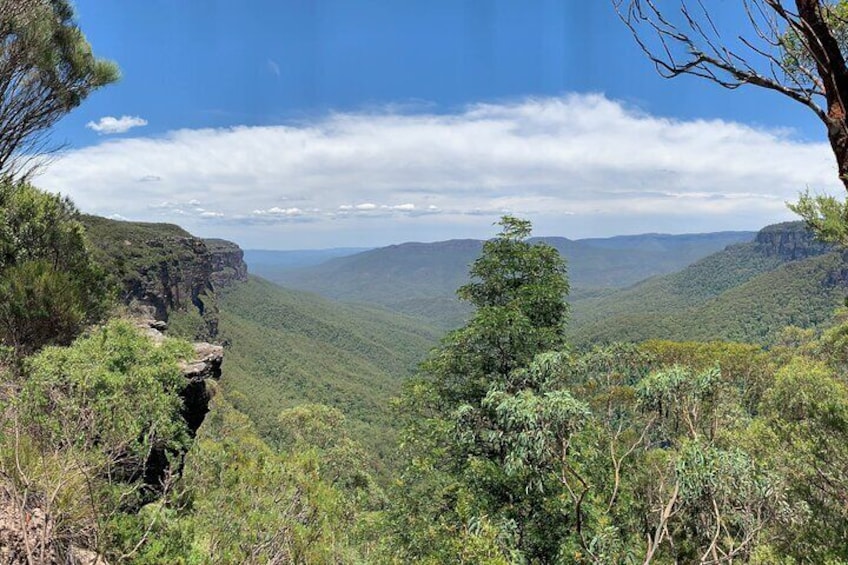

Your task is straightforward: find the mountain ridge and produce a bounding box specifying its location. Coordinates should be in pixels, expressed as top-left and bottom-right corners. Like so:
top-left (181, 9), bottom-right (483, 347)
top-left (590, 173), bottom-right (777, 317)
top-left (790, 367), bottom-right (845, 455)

top-left (251, 230), bottom-right (757, 328)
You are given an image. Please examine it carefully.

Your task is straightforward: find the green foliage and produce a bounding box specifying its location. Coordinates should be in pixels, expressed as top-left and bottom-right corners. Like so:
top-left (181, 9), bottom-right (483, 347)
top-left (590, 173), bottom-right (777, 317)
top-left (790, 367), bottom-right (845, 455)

top-left (643, 340), bottom-right (776, 414)
top-left (110, 395), bottom-right (375, 563)
top-left (429, 216), bottom-right (569, 408)
top-left (0, 260), bottom-right (90, 354)
top-left (789, 190), bottom-right (848, 246)
top-left (80, 214), bottom-right (194, 282)
top-left (276, 403), bottom-right (386, 510)
top-left (753, 357), bottom-right (848, 561)
top-left (21, 319), bottom-right (192, 463)
top-left (389, 216), bottom-right (579, 562)
top-left (0, 182), bottom-right (107, 355)
top-left (216, 276), bottom-right (440, 477)
top-left (0, 0), bottom-right (118, 177)
top-left (0, 319), bottom-right (194, 558)
top-left (571, 224), bottom-right (842, 346)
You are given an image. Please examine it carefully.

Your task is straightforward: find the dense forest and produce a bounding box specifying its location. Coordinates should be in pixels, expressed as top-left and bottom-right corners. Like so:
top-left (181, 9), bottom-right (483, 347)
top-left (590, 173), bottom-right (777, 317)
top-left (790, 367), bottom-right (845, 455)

top-left (6, 191), bottom-right (848, 562)
top-left (6, 0), bottom-right (848, 563)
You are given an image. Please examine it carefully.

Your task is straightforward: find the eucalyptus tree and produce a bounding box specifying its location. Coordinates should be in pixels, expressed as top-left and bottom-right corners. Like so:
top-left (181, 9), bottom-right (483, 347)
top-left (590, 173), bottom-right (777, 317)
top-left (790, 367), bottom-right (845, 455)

top-left (0, 0), bottom-right (118, 178)
top-left (387, 216), bottom-right (574, 563)
top-left (617, 0), bottom-right (848, 244)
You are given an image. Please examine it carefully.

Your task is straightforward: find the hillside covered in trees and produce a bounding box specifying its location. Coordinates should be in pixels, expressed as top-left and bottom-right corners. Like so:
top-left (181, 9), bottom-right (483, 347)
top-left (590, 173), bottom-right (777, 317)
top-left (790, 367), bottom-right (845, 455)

top-left (8, 0), bottom-right (848, 562)
top-left (254, 231), bottom-right (755, 329)
top-left (7, 177), bottom-right (848, 562)
top-left (569, 222), bottom-right (844, 345)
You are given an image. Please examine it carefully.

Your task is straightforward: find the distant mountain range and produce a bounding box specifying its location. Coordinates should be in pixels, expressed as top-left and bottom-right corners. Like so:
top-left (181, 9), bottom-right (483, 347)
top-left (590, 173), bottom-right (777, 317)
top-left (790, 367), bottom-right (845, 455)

top-left (247, 231), bottom-right (756, 328)
top-left (246, 223), bottom-right (848, 346)
top-left (244, 247), bottom-right (371, 273)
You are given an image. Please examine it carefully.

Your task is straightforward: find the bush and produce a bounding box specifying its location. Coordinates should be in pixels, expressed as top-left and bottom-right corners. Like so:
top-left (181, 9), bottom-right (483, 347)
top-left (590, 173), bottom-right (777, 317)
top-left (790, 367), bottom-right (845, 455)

top-left (0, 181), bottom-right (107, 355)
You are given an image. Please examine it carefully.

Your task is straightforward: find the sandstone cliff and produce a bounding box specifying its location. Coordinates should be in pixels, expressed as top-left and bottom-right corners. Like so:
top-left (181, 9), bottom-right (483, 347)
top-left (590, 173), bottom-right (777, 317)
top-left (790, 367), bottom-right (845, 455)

top-left (80, 215), bottom-right (248, 486)
top-left (81, 215), bottom-right (248, 338)
top-left (753, 221), bottom-right (833, 261)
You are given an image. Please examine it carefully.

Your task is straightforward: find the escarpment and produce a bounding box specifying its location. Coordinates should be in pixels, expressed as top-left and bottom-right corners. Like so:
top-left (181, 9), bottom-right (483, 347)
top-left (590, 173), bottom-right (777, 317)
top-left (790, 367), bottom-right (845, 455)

top-left (205, 237), bottom-right (249, 288)
top-left (81, 215), bottom-right (248, 486)
top-left (81, 215), bottom-right (248, 335)
top-left (753, 221), bottom-right (832, 261)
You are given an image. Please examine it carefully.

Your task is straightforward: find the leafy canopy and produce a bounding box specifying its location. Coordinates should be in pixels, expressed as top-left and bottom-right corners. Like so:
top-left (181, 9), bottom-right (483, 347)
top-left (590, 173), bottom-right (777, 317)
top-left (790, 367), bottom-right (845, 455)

top-left (0, 0), bottom-right (118, 178)
top-left (0, 181), bottom-right (107, 355)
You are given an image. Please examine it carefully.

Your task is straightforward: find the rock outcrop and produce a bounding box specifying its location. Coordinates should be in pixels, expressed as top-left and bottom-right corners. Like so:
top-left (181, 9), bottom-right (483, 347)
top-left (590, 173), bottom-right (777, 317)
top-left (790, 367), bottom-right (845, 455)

top-left (754, 221), bottom-right (833, 261)
top-left (81, 215), bottom-right (249, 339)
top-left (134, 317), bottom-right (222, 437)
top-left (134, 317), bottom-right (223, 488)
top-left (205, 238), bottom-right (249, 288)
top-left (179, 341), bottom-right (224, 433)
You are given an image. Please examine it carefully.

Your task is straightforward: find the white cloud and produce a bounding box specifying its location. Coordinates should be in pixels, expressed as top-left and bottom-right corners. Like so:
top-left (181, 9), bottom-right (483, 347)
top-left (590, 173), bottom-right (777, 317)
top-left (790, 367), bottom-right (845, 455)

top-left (86, 115), bottom-right (148, 135)
top-left (252, 207), bottom-right (304, 216)
top-left (40, 94), bottom-right (841, 247)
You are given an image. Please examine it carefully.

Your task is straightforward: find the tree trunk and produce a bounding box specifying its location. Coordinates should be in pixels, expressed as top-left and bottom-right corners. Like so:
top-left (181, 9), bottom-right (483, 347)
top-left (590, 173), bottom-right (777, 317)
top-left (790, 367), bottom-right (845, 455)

top-left (795, 0), bottom-right (848, 190)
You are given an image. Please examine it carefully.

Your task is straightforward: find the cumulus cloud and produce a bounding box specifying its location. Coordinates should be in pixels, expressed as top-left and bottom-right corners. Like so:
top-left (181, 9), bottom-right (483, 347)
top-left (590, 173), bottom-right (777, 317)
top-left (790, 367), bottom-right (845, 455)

top-left (86, 115), bottom-right (148, 135)
top-left (40, 94), bottom-right (840, 247)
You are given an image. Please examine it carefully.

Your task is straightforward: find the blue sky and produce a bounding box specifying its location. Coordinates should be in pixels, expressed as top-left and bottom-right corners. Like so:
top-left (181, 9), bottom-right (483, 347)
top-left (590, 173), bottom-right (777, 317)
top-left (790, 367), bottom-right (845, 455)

top-left (38, 0), bottom-right (841, 248)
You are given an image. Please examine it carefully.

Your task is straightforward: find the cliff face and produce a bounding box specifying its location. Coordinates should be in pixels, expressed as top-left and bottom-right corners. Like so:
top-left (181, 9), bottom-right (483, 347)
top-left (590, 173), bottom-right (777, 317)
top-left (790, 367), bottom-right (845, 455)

top-left (123, 235), bottom-right (217, 324)
top-left (205, 238), bottom-right (249, 289)
top-left (753, 221), bottom-right (833, 261)
top-left (81, 215), bottom-right (248, 338)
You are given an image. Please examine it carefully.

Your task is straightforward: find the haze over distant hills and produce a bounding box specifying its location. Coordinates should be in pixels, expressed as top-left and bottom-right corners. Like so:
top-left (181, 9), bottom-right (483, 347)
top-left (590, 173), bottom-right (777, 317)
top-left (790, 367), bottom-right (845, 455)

top-left (244, 223), bottom-right (848, 347)
top-left (247, 231), bottom-right (756, 328)
top-left (244, 248), bottom-right (371, 273)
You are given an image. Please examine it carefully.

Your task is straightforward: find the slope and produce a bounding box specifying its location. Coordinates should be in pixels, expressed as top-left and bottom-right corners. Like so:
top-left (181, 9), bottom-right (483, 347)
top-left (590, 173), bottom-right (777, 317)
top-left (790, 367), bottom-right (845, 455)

top-left (253, 231), bottom-right (755, 328)
top-left (570, 222), bottom-right (843, 345)
top-left (214, 276), bottom-right (441, 469)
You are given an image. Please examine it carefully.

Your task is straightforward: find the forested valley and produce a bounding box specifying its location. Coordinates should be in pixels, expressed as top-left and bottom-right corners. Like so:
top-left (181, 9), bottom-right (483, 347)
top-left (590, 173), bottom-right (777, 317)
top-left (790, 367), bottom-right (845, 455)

top-left (7, 0), bottom-right (848, 563)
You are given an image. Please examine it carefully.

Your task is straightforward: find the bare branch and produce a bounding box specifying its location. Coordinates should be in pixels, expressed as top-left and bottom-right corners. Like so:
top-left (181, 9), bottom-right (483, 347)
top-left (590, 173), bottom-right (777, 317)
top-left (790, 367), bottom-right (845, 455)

top-left (616, 0), bottom-right (848, 190)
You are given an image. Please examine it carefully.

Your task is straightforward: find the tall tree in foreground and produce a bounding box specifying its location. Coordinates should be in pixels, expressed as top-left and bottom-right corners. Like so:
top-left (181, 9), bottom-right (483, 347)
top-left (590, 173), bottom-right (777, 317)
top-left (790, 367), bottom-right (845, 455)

top-left (616, 0), bottom-right (848, 244)
top-left (0, 0), bottom-right (118, 178)
top-left (387, 216), bottom-right (575, 563)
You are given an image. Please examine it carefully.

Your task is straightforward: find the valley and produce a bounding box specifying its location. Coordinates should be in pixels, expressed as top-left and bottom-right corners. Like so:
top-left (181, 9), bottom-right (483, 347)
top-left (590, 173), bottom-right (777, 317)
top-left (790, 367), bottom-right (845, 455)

top-left (5, 1), bottom-right (848, 561)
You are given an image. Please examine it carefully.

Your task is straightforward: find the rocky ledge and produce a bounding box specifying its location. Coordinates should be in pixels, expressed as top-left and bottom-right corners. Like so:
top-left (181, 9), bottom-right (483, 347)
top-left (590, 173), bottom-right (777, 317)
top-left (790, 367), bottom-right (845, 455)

top-left (134, 317), bottom-right (222, 435)
top-left (134, 317), bottom-right (223, 488)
